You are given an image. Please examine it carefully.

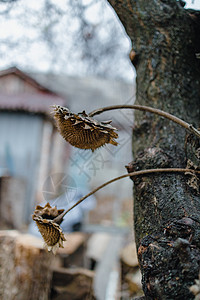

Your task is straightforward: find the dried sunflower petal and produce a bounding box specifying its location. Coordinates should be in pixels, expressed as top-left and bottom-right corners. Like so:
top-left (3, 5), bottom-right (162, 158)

top-left (32, 203), bottom-right (66, 254)
top-left (51, 105), bottom-right (118, 151)
top-left (34, 202), bottom-right (64, 222)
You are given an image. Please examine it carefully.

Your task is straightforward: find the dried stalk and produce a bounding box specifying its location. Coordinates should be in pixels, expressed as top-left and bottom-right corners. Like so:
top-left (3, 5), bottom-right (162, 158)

top-left (53, 168), bottom-right (200, 224)
top-left (88, 105), bottom-right (200, 139)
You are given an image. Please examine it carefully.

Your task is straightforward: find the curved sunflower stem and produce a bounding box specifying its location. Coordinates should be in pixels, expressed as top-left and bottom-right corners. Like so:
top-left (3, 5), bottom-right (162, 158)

top-left (88, 105), bottom-right (200, 139)
top-left (53, 168), bottom-right (200, 224)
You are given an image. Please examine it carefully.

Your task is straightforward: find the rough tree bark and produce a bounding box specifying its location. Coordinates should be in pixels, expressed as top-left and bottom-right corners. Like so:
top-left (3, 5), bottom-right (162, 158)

top-left (107, 1), bottom-right (200, 299)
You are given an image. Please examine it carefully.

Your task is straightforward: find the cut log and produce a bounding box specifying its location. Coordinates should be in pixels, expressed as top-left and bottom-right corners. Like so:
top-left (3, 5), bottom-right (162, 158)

top-left (51, 267), bottom-right (95, 300)
top-left (120, 242), bottom-right (139, 282)
top-left (57, 232), bottom-right (87, 268)
top-left (86, 232), bottom-right (111, 269)
top-left (0, 230), bottom-right (54, 300)
top-left (125, 269), bottom-right (142, 294)
top-left (120, 242), bottom-right (138, 268)
top-left (120, 242), bottom-right (143, 299)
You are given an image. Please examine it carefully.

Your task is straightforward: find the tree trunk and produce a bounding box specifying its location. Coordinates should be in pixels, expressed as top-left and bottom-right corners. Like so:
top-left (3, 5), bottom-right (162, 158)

top-left (107, 1), bottom-right (200, 299)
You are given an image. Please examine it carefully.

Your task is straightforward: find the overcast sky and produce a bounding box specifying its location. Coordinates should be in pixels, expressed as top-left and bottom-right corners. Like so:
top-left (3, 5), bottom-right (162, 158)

top-left (0, 0), bottom-right (199, 82)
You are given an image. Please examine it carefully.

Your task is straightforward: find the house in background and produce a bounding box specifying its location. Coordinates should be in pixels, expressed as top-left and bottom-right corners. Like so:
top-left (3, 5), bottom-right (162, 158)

top-left (0, 67), bottom-right (68, 229)
top-left (0, 66), bottom-right (135, 231)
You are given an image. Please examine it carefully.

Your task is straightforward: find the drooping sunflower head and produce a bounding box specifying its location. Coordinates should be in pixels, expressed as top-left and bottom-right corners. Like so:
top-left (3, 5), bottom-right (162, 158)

top-left (51, 105), bottom-right (118, 151)
top-left (32, 203), bottom-right (66, 254)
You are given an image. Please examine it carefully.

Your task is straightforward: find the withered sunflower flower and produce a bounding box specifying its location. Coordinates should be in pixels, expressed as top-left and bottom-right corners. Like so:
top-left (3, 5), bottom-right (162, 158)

top-left (32, 203), bottom-right (66, 254)
top-left (51, 105), bottom-right (118, 151)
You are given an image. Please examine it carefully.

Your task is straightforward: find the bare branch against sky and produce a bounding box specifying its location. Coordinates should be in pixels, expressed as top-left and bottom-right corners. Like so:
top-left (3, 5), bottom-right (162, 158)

top-left (0, 0), bottom-right (199, 81)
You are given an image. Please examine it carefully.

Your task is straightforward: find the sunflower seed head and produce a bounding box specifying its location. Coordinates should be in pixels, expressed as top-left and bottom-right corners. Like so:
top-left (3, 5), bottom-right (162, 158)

top-left (34, 202), bottom-right (64, 221)
top-left (52, 105), bottom-right (118, 151)
top-left (32, 203), bottom-right (66, 253)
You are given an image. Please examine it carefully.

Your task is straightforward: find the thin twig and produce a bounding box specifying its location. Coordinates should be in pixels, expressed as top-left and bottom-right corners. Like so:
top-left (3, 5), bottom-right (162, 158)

top-left (88, 105), bottom-right (200, 139)
top-left (53, 168), bottom-right (200, 224)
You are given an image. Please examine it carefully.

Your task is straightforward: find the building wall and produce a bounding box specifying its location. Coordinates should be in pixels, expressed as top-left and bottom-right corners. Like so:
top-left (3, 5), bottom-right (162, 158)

top-left (0, 69), bottom-right (69, 228)
top-left (36, 121), bottom-right (69, 204)
top-left (0, 111), bottom-right (44, 226)
top-left (0, 74), bottom-right (39, 94)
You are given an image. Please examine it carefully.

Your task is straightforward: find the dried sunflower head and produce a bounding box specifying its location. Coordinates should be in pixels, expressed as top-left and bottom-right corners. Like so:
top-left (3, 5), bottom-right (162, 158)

top-left (32, 203), bottom-right (66, 254)
top-left (51, 105), bottom-right (118, 151)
